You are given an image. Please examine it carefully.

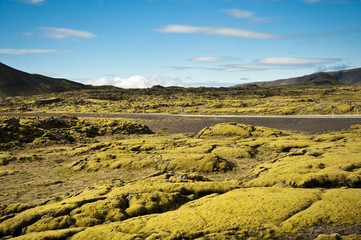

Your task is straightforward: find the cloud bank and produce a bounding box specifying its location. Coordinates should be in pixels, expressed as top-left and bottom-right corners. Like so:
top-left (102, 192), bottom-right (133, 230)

top-left (88, 76), bottom-right (183, 88)
top-left (154, 25), bottom-right (282, 39)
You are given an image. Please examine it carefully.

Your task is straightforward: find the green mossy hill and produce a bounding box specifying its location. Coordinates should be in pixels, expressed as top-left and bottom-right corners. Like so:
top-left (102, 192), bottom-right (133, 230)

top-left (65, 124), bottom-right (268, 173)
top-left (0, 116), bottom-right (153, 149)
top-left (243, 125), bottom-right (361, 188)
top-left (2, 186), bottom-right (361, 239)
top-left (0, 172), bottom-right (239, 239)
top-left (197, 123), bottom-right (283, 138)
top-left (69, 188), bottom-right (361, 240)
top-left (304, 74), bottom-right (344, 86)
top-left (1, 122), bottom-right (361, 239)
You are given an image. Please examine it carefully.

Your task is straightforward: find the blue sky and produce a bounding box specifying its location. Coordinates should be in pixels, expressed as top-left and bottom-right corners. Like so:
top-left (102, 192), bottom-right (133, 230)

top-left (1, 0), bottom-right (360, 88)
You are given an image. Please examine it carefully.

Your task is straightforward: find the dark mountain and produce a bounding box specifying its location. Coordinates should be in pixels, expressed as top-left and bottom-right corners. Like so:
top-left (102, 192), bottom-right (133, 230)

top-left (0, 62), bottom-right (91, 96)
top-left (234, 67), bottom-right (361, 87)
top-left (303, 73), bottom-right (343, 86)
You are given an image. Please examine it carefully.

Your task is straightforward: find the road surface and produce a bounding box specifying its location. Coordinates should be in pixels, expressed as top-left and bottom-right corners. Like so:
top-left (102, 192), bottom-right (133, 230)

top-left (1, 112), bottom-right (360, 134)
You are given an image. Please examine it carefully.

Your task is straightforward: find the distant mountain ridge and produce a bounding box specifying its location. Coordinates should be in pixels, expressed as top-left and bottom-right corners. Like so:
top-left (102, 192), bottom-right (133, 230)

top-left (0, 62), bottom-right (90, 96)
top-left (234, 67), bottom-right (361, 87)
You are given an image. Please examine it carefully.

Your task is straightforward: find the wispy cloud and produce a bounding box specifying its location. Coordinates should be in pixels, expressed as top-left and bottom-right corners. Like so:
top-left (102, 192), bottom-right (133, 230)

top-left (21, 0), bottom-right (46, 4)
top-left (188, 56), bottom-right (236, 63)
top-left (303, 0), bottom-right (359, 3)
top-left (303, 0), bottom-right (321, 3)
top-left (222, 64), bottom-right (293, 71)
top-left (256, 57), bottom-right (339, 65)
top-left (0, 48), bottom-right (60, 55)
top-left (223, 57), bottom-right (340, 71)
top-left (153, 25), bottom-right (282, 39)
top-left (165, 57), bottom-right (342, 72)
top-left (88, 76), bottom-right (183, 88)
top-left (222, 9), bottom-right (254, 19)
top-left (318, 29), bottom-right (359, 37)
top-left (221, 9), bottom-right (274, 23)
top-left (40, 27), bottom-right (96, 39)
top-left (163, 66), bottom-right (197, 71)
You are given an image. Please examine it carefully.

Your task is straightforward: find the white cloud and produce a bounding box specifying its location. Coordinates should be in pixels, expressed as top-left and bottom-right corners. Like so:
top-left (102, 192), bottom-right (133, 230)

top-left (0, 48), bottom-right (59, 55)
top-left (222, 9), bottom-right (274, 23)
top-left (22, 0), bottom-right (46, 4)
top-left (88, 76), bottom-right (183, 88)
top-left (165, 57), bottom-right (342, 72)
top-left (89, 77), bottom-right (112, 86)
top-left (257, 57), bottom-right (339, 65)
top-left (222, 9), bottom-right (254, 19)
top-left (154, 25), bottom-right (282, 39)
top-left (303, 0), bottom-right (321, 3)
top-left (40, 27), bottom-right (96, 39)
top-left (188, 56), bottom-right (235, 63)
top-left (222, 57), bottom-right (341, 71)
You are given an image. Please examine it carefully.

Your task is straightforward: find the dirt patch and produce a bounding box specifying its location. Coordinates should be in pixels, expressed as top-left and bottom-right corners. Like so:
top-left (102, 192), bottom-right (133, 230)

top-left (280, 224), bottom-right (361, 240)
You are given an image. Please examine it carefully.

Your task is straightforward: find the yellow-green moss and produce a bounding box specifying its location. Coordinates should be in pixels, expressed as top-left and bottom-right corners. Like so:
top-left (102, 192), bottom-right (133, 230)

top-left (244, 128), bottom-right (361, 188)
top-left (0, 153), bottom-right (16, 165)
top-left (26, 215), bottom-right (74, 233)
top-left (0, 185), bottom-right (109, 236)
top-left (265, 139), bottom-right (312, 152)
top-left (11, 228), bottom-right (84, 240)
top-left (69, 224), bottom-right (143, 240)
top-left (72, 187), bottom-right (321, 239)
top-left (212, 145), bottom-right (252, 159)
top-left (0, 168), bottom-right (15, 176)
top-left (197, 123), bottom-right (253, 138)
top-left (70, 197), bottom-right (127, 227)
top-left (282, 189), bottom-right (361, 233)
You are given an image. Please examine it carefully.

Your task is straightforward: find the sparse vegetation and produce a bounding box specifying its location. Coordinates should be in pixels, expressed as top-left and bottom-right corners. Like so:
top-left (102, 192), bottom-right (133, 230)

top-left (1, 85), bottom-right (360, 116)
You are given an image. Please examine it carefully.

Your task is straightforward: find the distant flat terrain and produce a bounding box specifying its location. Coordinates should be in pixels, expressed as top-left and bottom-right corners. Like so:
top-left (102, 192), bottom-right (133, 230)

top-left (1, 112), bottom-right (360, 133)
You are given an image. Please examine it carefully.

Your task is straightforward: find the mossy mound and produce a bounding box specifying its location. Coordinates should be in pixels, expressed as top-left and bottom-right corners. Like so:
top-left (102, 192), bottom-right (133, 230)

top-left (281, 189), bottom-right (361, 233)
top-left (1, 121), bottom-right (361, 239)
top-left (0, 172), bottom-right (239, 238)
top-left (0, 116), bottom-right (153, 149)
top-left (2, 173), bottom-right (359, 239)
top-left (243, 126), bottom-right (361, 188)
top-left (66, 137), bottom-right (236, 173)
top-left (69, 188), bottom-right (361, 239)
top-left (197, 122), bottom-right (282, 138)
top-left (10, 228), bottom-right (84, 240)
top-left (0, 153), bottom-right (16, 165)
top-left (0, 118), bottom-right (43, 147)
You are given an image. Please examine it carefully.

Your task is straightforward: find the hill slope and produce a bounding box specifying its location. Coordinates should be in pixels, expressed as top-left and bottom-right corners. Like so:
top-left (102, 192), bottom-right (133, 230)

top-left (234, 67), bottom-right (361, 87)
top-left (303, 73), bottom-right (344, 86)
top-left (0, 62), bottom-right (90, 96)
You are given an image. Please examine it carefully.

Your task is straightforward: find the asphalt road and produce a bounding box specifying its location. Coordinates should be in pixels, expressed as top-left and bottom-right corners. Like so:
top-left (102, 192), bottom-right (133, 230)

top-left (1, 112), bottom-right (361, 134)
